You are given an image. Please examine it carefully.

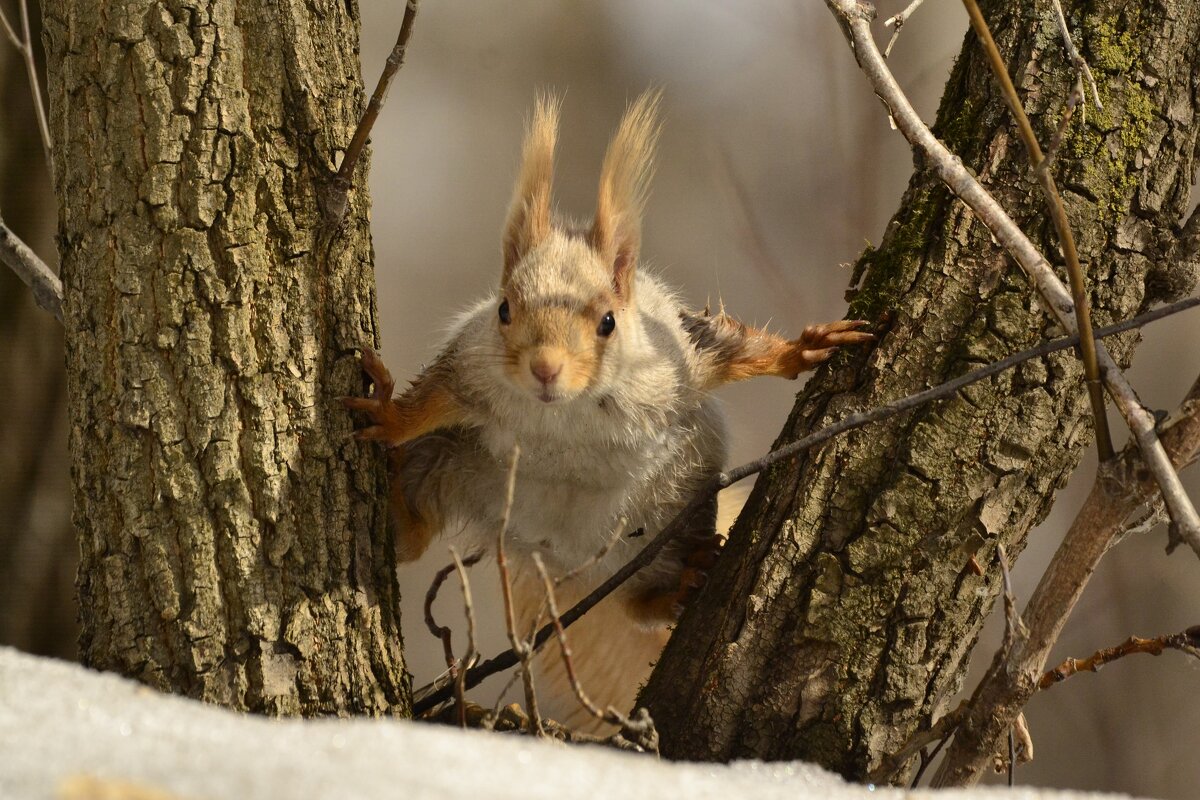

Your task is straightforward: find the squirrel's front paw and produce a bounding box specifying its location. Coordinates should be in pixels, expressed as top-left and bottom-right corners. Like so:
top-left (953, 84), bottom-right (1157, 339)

top-left (784, 319), bottom-right (874, 376)
top-left (341, 347), bottom-right (403, 445)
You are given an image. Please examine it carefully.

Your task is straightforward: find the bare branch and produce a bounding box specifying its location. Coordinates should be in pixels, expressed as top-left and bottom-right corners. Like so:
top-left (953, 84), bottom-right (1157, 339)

top-left (883, 0), bottom-right (926, 58)
top-left (450, 547), bottom-right (479, 729)
top-left (322, 0), bottom-right (419, 225)
top-left (0, 214), bottom-right (62, 322)
top-left (493, 445), bottom-right (543, 735)
top-left (412, 298), bottom-right (1200, 715)
top-left (962, 0), bottom-right (1112, 460)
top-left (1048, 0), bottom-right (1103, 111)
top-left (1041, 76), bottom-right (1084, 170)
top-left (425, 558), bottom-right (466, 669)
top-left (1039, 627), bottom-right (1200, 689)
top-left (824, 0), bottom-right (1200, 555)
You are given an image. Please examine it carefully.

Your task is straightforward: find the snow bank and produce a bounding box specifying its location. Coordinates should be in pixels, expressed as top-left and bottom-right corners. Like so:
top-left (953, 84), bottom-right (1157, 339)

top-left (0, 647), bottom-right (1131, 800)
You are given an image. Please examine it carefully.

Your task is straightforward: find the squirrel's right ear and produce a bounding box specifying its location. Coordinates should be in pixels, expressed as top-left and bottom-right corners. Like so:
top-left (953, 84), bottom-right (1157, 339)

top-left (502, 94), bottom-right (561, 283)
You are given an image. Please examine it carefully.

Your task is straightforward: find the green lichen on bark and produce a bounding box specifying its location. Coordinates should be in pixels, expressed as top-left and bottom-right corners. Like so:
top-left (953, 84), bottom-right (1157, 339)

top-left (44, 0), bottom-right (409, 716)
top-left (641, 0), bottom-right (1199, 777)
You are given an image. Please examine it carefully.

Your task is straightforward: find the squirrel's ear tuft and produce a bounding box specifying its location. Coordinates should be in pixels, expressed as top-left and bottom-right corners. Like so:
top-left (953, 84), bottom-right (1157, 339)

top-left (503, 93), bottom-right (561, 283)
top-left (590, 90), bottom-right (661, 300)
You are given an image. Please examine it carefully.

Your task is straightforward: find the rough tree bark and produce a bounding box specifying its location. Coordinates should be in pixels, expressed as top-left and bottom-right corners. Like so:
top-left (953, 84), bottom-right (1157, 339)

top-left (40, 0), bottom-right (410, 715)
top-left (642, 0), bottom-right (1199, 777)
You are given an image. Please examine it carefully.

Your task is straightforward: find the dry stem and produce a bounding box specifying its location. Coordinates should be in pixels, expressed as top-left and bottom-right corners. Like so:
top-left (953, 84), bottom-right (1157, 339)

top-left (883, 0), bottom-right (926, 57)
top-left (532, 553), bottom-right (659, 752)
top-left (450, 547), bottom-right (479, 728)
top-left (932, 375), bottom-right (1200, 786)
top-left (424, 555), bottom-right (480, 669)
top-left (1048, 0), bottom-right (1103, 111)
top-left (868, 700), bottom-right (967, 785)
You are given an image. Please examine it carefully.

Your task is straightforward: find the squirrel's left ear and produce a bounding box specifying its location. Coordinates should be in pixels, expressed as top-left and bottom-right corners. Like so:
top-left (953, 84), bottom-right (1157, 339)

top-left (590, 90), bottom-right (661, 301)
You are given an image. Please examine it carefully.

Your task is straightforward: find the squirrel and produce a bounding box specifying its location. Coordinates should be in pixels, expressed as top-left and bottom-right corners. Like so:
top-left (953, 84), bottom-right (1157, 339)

top-left (344, 91), bottom-right (873, 729)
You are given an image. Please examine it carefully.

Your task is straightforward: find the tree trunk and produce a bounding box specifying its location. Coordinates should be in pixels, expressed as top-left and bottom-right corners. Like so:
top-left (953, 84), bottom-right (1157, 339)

top-left (642, 0), bottom-right (1198, 776)
top-left (41, 0), bottom-right (410, 715)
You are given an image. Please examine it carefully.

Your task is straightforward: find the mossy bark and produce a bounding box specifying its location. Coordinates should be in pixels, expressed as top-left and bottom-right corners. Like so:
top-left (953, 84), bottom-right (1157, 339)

top-left (42, 0), bottom-right (409, 715)
top-left (641, 0), bottom-right (1198, 776)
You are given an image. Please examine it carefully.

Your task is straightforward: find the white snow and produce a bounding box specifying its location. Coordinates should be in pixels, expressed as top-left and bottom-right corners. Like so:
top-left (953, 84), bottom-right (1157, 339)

top-left (0, 646), bottom-right (1133, 800)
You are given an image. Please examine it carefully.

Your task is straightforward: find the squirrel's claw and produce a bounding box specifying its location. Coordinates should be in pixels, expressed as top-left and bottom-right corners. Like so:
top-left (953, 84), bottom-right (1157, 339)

top-left (344, 347), bottom-right (404, 447)
top-left (785, 319), bottom-right (875, 375)
top-left (358, 347), bottom-right (397, 399)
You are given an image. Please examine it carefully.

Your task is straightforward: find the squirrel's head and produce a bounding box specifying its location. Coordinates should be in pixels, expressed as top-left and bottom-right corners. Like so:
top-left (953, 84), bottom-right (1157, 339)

top-left (495, 92), bottom-right (660, 405)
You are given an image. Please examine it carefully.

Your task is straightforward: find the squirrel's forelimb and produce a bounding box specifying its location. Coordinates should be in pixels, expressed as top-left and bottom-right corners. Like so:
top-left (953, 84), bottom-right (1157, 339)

top-left (341, 347), bottom-right (465, 448)
top-left (681, 311), bottom-right (874, 390)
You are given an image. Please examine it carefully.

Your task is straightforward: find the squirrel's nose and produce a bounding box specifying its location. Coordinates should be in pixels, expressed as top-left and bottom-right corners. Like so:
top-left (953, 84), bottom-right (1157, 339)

top-left (530, 356), bottom-right (563, 386)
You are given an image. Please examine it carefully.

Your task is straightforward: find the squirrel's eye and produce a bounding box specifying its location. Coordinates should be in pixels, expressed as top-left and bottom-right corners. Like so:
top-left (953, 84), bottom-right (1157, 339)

top-left (597, 311), bottom-right (616, 338)
top-left (498, 299), bottom-right (511, 325)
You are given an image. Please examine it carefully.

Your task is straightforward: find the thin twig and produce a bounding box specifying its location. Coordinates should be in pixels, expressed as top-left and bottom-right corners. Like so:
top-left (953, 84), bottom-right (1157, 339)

top-left (18, 0), bottom-right (52, 175)
top-left (532, 553), bottom-right (659, 752)
top-left (962, 0), bottom-right (1113, 462)
top-left (323, 0), bottom-right (419, 225)
top-left (1038, 627), bottom-right (1200, 689)
top-left (0, 214), bottom-right (62, 322)
top-left (883, 0), bottom-right (926, 58)
top-left (0, 2), bottom-right (20, 47)
top-left (424, 556), bottom-right (480, 669)
top-left (1049, 0), bottom-right (1103, 111)
top-left (1006, 728), bottom-right (1015, 786)
top-left (412, 297), bottom-right (1200, 715)
top-left (910, 733), bottom-right (950, 789)
top-left (0, 0), bottom-right (54, 176)
top-left (825, 0), bottom-right (1200, 557)
top-left (494, 445), bottom-right (543, 735)
top-left (450, 547), bottom-right (479, 729)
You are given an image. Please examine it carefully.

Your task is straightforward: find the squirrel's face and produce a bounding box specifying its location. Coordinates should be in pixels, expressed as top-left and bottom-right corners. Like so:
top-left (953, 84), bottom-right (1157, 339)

top-left (495, 91), bottom-right (658, 405)
top-left (497, 234), bottom-right (625, 405)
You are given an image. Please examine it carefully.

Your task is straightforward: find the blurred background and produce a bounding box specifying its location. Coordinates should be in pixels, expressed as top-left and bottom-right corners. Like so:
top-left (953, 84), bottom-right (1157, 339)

top-left (1, 1), bottom-right (1196, 796)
